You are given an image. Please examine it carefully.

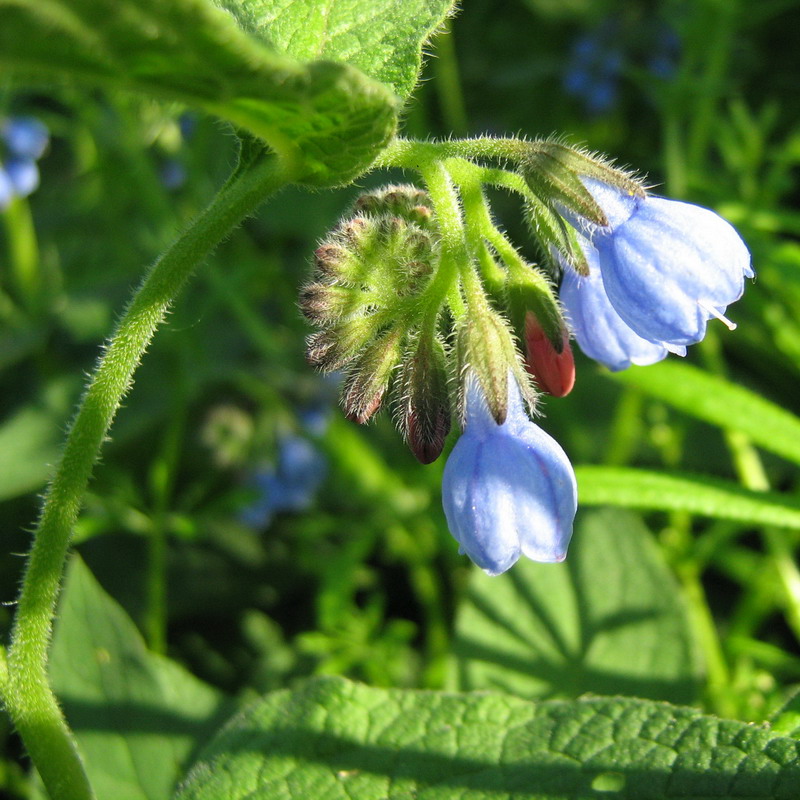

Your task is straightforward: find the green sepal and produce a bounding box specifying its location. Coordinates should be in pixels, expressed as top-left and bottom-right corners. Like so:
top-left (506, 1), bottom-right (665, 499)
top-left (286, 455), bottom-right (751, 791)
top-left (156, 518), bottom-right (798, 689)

top-left (455, 303), bottom-right (536, 424)
top-left (341, 326), bottom-right (406, 424)
top-left (524, 198), bottom-right (589, 276)
top-left (522, 140), bottom-right (645, 228)
top-left (506, 267), bottom-right (566, 354)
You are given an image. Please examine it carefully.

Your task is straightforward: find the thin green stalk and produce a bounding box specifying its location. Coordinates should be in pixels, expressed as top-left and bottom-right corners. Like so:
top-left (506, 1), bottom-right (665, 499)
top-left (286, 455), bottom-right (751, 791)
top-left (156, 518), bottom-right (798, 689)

top-left (3, 196), bottom-right (41, 312)
top-left (1, 153), bottom-right (291, 800)
top-left (145, 363), bottom-right (187, 655)
top-left (417, 158), bottom-right (473, 328)
top-left (701, 334), bottom-right (800, 642)
top-left (375, 136), bottom-right (529, 172)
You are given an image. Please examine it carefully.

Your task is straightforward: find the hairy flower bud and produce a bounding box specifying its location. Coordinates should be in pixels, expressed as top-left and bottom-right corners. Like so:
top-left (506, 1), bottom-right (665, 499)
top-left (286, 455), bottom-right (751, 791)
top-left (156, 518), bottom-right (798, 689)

top-left (505, 267), bottom-right (574, 396)
top-left (396, 334), bottom-right (452, 464)
top-left (353, 184), bottom-right (433, 228)
top-left (341, 327), bottom-right (405, 424)
top-left (306, 315), bottom-right (383, 372)
top-left (299, 281), bottom-right (372, 324)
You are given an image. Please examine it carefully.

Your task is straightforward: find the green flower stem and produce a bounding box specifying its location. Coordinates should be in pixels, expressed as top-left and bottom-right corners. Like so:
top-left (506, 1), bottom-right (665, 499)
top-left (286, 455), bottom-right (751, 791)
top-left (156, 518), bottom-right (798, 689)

top-left (2, 153), bottom-right (292, 800)
top-left (418, 158), bottom-right (489, 328)
top-left (375, 136), bottom-right (529, 172)
top-left (449, 160), bottom-right (526, 280)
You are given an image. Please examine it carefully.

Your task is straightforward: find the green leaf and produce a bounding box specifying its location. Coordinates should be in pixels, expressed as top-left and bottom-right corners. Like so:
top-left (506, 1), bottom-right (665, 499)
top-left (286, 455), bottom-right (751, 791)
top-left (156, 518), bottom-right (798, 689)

top-left (48, 556), bottom-right (232, 800)
top-left (576, 466), bottom-right (800, 530)
top-left (0, 377), bottom-right (78, 502)
top-left (175, 675), bottom-right (800, 800)
top-left (610, 361), bottom-right (800, 466)
top-left (452, 509), bottom-right (701, 703)
top-left (0, 0), bottom-right (399, 185)
top-left (771, 691), bottom-right (800, 740)
top-left (214, 0), bottom-right (455, 99)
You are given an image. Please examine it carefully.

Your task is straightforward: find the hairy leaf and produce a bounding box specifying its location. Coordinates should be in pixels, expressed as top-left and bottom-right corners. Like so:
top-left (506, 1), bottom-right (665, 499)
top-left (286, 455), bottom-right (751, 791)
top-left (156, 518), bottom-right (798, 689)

top-left (214, 0), bottom-right (455, 98)
top-left (0, 0), bottom-right (399, 185)
top-left (48, 557), bottom-right (231, 800)
top-left (175, 675), bottom-right (800, 799)
top-left (453, 509), bottom-right (701, 703)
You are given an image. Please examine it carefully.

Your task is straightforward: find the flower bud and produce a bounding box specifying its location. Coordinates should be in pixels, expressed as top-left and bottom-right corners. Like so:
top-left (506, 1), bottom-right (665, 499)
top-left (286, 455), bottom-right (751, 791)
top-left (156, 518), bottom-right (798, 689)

top-left (299, 281), bottom-right (372, 324)
top-left (505, 268), bottom-right (575, 397)
top-left (396, 334), bottom-right (451, 464)
top-left (353, 184), bottom-right (433, 228)
top-left (523, 313), bottom-right (575, 397)
top-left (341, 327), bottom-right (405, 424)
top-left (306, 315), bottom-right (383, 372)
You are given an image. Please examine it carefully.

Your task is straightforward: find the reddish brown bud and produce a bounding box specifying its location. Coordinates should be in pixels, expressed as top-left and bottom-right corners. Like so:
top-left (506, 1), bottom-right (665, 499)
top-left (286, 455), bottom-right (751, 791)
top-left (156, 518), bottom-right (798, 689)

top-left (523, 312), bottom-right (575, 397)
top-left (397, 335), bottom-right (451, 464)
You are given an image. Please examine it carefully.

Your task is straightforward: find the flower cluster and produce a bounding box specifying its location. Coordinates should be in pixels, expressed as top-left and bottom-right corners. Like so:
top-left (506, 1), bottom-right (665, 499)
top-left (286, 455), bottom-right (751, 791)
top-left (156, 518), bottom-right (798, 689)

top-left (559, 176), bottom-right (752, 371)
top-left (0, 116), bottom-right (49, 210)
top-left (301, 141), bottom-right (751, 576)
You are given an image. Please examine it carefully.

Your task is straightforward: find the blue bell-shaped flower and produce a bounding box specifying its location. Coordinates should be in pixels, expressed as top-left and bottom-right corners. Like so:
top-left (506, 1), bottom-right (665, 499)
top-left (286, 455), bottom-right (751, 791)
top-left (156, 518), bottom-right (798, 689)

top-left (441, 373), bottom-right (577, 575)
top-left (559, 242), bottom-right (685, 371)
top-left (577, 178), bottom-right (753, 347)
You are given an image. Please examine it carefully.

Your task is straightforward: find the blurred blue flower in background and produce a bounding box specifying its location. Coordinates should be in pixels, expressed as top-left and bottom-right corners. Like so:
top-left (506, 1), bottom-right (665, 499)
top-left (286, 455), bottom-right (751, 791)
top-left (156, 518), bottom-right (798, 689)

top-left (442, 374), bottom-right (577, 576)
top-left (1, 115), bottom-right (49, 209)
top-left (240, 434), bottom-right (328, 529)
top-left (563, 25), bottom-right (624, 115)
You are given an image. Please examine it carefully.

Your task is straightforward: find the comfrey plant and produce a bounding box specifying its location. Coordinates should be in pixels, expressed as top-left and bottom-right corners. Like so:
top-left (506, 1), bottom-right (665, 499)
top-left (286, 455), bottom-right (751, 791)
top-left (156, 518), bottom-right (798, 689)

top-left (301, 141), bottom-right (751, 575)
top-left (2, 2), bottom-right (785, 800)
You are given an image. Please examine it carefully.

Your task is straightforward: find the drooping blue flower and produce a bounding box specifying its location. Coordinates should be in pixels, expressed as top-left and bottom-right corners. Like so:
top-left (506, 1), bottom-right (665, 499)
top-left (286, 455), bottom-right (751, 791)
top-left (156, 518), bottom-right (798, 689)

top-left (441, 374), bottom-right (577, 576)
top-left (572, 177), bottom-right (753, 347)
top-left (559, 242), bottom-right (685, 371)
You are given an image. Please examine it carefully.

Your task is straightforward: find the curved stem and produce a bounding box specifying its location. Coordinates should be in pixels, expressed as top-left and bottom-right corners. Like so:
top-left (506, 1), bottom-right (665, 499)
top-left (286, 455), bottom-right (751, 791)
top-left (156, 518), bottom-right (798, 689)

top-left (375, 136), bottom-right (529, 171)
top-left (2, 153), bottom-right (291, 800)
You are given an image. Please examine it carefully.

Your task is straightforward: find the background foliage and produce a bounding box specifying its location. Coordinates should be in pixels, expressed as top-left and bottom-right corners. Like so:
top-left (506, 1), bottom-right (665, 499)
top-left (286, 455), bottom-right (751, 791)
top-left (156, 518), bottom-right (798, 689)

top-left (2, 0), bottom-right (800, 797)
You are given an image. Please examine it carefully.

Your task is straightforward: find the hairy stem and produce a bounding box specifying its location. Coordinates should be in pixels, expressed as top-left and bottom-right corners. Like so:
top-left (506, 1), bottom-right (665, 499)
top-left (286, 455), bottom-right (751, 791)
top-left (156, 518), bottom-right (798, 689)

top-left (1, 153), bottom-right (291, 800)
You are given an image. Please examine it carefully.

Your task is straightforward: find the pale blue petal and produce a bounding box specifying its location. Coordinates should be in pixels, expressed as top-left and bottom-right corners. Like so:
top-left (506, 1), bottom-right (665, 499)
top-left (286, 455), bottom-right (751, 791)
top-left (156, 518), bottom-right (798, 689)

top-left (560, 260), bottom-right (670, 371)
top-left (592, 195), bottom-right (752, 346)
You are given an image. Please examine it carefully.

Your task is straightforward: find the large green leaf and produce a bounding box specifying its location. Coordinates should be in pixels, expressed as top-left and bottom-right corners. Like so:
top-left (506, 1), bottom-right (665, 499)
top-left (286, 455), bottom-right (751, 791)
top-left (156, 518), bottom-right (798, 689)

top-left (215, 0), bottom-right (455, 98)
top-left (0, 0), bottom-right (398, 185)
top-left (175, 675), bottom-right (800, 800)
top-left (610, 361), bottom-right (800, 466)
top-left (576, 466), bottom-right (800, 529)
top-left (48, 557), bottom-right (231, 800)
top-left (452, 509), bottom-right (701, 703)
